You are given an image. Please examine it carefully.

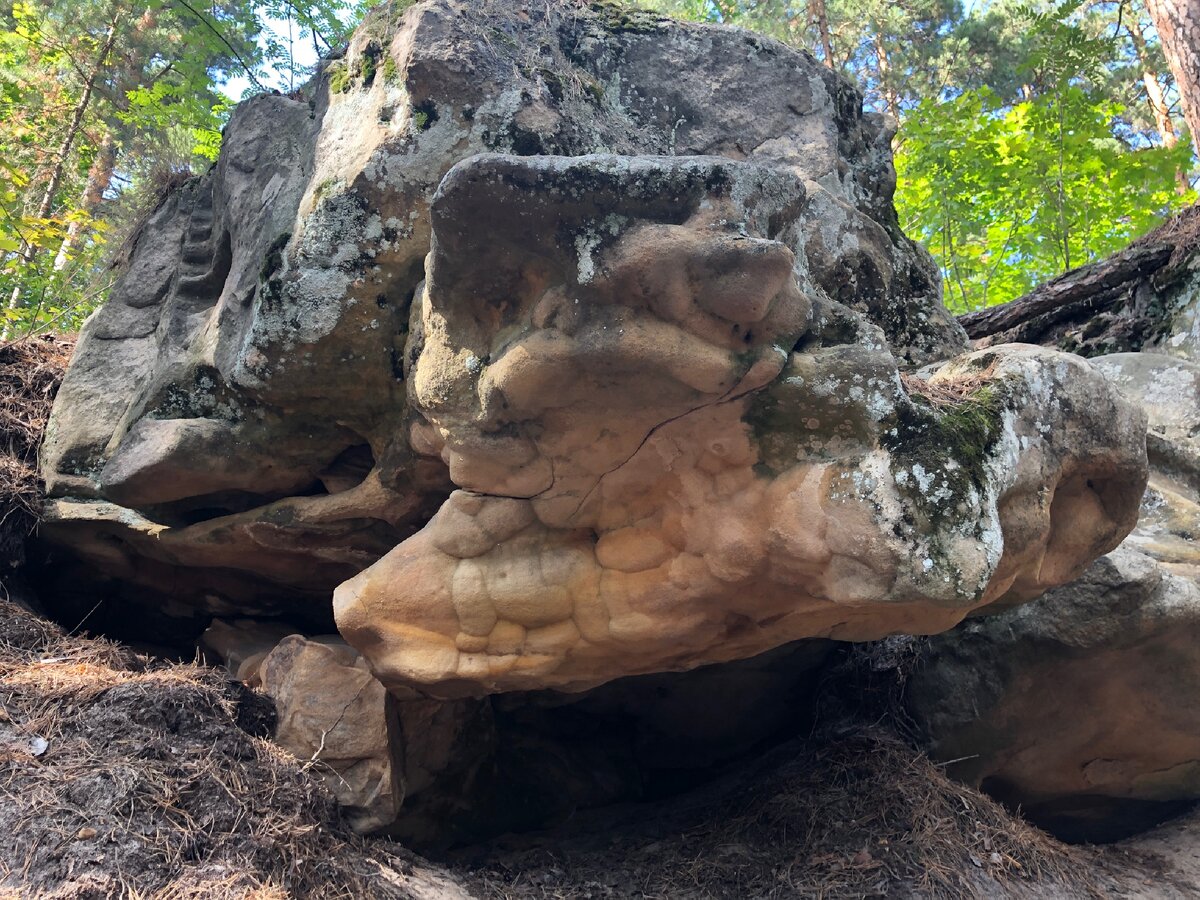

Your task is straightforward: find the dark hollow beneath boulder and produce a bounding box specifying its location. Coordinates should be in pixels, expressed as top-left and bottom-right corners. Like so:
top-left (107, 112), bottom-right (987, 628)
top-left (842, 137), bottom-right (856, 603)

top-left (224, 626), bottom-right (834, 847)
top-left (0, 335), bottom-right (72, 573)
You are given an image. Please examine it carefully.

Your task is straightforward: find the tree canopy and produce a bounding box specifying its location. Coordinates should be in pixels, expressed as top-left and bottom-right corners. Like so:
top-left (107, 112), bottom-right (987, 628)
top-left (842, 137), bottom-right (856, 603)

top-left (651, 0), bottom-right (1198, 312)
top-left (0, 0), bottom-right (365, 337)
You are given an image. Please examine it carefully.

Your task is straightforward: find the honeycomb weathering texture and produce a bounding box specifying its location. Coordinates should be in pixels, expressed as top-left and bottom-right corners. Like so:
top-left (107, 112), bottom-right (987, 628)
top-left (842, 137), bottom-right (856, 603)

top-left (332, 153), bottom-right (1148, 696)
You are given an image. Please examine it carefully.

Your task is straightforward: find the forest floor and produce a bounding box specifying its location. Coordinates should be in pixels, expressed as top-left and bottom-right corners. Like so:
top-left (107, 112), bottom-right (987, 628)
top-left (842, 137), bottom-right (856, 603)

top-left (0, 596), bottom-right (470, 899)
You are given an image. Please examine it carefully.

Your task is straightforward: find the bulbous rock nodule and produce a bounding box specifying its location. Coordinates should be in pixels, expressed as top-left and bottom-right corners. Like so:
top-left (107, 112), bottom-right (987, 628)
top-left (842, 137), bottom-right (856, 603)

top-left (333, 154), bottom-right (1149, 697)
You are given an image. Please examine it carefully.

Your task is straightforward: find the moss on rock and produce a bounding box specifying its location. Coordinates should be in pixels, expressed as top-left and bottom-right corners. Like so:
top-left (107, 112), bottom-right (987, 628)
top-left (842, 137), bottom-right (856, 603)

top-left (882, 381), bottom-right (1009, 532)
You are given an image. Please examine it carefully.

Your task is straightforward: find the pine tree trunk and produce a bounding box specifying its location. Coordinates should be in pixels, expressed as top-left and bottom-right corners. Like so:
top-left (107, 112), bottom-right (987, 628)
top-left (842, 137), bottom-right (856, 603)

top-left (1127, 6), bottom-right (1189, 192)
top-left (872, 32), bottom-right (899, 119)
top-left (52, 132), bottom-right (117, 272)
top-left (1145, 0), bottom-right (1200, 150)
top-left (1129, 8), bottom-right (1180, 146)
top-left (809, 0), bottom-right (834, 67)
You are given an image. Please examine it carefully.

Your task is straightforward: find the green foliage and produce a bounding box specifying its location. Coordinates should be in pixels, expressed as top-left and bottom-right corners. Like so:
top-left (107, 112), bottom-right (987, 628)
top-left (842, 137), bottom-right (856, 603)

top-left (896, 3), bottom-right (1195, 311)
top-left (328, 60), bottom-right (352, 92)
top-left (381, 54), bottom-right (398, 84)
top-left (897, 86), bottom-right (1195, 311)
top-left (2, 0), bottom-right (1196, 337)
top-left (0, 0), bottom-right (372, 340)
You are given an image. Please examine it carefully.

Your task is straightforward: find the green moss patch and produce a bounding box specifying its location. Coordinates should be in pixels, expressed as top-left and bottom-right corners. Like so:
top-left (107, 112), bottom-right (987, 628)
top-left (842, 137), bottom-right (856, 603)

top-left (328, 61), bottom-right (351, 94)
top-left (882, 381), bottom-right (1009, 531)
top-left (587, 0), bottom-right (665, 34)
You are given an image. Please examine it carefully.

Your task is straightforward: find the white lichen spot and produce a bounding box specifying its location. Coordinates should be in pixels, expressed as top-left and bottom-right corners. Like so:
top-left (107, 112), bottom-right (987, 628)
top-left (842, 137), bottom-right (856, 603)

top-left (364, 213), bottom-right (384, 241)
top-left (911, 463), bottom-right (933, 493)
top-left (575, 231), bottom-right (600, 284)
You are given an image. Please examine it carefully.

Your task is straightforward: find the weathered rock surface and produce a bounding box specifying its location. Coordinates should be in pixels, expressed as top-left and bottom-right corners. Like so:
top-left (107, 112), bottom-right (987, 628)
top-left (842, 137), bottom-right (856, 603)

top-left (908, 349), bottom-right (1200, 843)
top-left (199, 617), bottom-right (296, 681)
top-left (259, 634), bottom-right (406, 834)
top-left (337, 151), bottom-right (1145, 695)
top-left (40, 0), bottom-right (1145, 699)
top-left (39, 0), bottom-right (962, 631)
top-left (1090, 353), bottom-right (1200, 581)
top-left (909, 547), bottom-right (1200, 843)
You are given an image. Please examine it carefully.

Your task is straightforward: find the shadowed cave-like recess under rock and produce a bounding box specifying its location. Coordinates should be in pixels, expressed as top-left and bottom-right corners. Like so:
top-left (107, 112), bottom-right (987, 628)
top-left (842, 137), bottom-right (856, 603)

top-left (33, 0), bottom-right (1152, 844)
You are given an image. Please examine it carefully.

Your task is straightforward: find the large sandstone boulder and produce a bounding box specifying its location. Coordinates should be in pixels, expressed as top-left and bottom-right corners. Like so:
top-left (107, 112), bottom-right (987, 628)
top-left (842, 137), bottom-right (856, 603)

top-left (335, 152), bottom-right (1147, 695)
top-left (39, 0), bottom-right (960, 632)
top-left (40, 0), bottom-right (1145, 698)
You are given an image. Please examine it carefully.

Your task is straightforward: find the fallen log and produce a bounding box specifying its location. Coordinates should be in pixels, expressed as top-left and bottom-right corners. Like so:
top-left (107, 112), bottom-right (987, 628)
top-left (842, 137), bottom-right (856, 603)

top-left (955, 204), bottom-right (1200, 354)
top-left (958, 242), bottom-right (1173, 340)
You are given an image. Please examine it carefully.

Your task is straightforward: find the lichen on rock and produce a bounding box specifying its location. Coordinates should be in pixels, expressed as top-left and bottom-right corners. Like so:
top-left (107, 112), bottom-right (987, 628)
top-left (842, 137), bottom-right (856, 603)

top-left (907, 348), bottom-right (1200, 843)
top-left (332, 149), bottom-right (1146, 696)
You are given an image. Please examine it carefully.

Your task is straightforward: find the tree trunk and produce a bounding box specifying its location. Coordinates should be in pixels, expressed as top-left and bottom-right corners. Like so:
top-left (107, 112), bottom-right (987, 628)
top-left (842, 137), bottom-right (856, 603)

top-left (1144, 0), bottom-right (1200, 149)
top-left (52, 132), bottom-right (117, 272)
top-left (957, 241), bottom-right (1174, 341)
top-left (4, 21), bottom-right (119, 334)
top-left (809, 0), bottom-right (834, 67)
top-left (872, 31), bottom-right (900, 119)
top-left (1129, 6), bottom-right (1180, 146)
top-left (1128, 2), bottom-right (1190, 192)
top-left (957, 206), bottom-right (1200, 357)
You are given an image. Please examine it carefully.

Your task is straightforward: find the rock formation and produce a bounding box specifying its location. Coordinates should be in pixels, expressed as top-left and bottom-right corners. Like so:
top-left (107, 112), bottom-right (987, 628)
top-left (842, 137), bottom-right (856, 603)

top-left (39, 0), bottom-right (1146, 699)
top-left (336, 150), bottom-right (1147, 695)
top-left (40, 0), bottom-right (965, 637)
top-left (909, 348), bottom-right (1200, 842)
top-left (260, 635), bottom-right (406, 834)
top-left (908, 547), bottom-right (1200, 842)
top-left (31, 0), bottom-right (1157, 839)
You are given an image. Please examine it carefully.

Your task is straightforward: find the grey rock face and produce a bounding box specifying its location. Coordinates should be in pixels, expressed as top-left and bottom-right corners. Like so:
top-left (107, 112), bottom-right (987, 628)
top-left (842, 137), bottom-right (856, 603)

top-left (909, 350), bottom-right (1200, 843)
top-left (909, 547), bottom-right (1200, 843)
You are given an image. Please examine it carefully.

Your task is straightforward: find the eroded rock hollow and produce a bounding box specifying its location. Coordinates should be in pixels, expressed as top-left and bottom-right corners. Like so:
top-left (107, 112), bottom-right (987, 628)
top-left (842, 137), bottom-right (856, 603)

top-left (37, 0), bottom-right (1149, 836)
